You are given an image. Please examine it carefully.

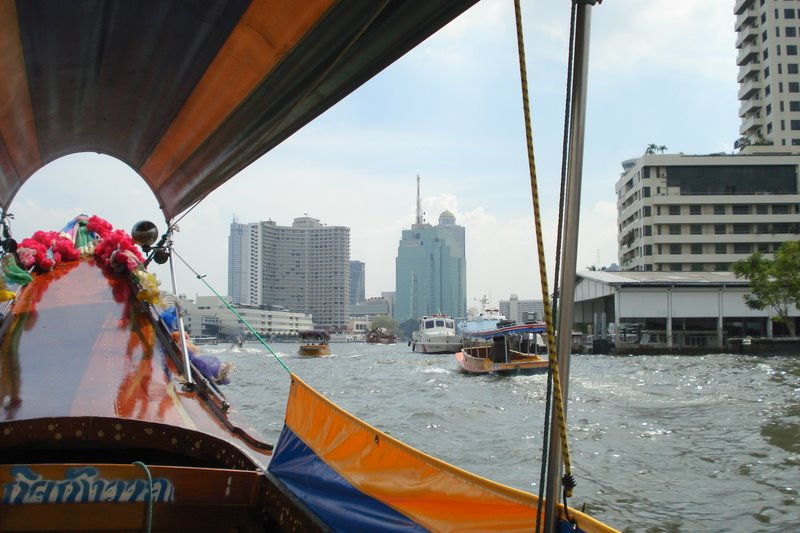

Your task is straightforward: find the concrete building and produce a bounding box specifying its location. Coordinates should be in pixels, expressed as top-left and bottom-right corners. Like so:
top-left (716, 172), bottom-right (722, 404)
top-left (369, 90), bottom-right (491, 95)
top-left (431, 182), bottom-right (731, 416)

top-left (228, 216), bottom-right (350, 329)
top-left (395, 208), bottom-right (466, 323)
top-left (615, 152), bottom-right (800, 272)
top-left (574, 271), bottom-right (799, 349)
top-left (499, 294), bottom-right (545, 323)
top-left (180, 295), bottom-right (313, 340)
top-left (735, 0), bottom-right (800, 147)
top-left (349, 260), bottom-right (365, 305)
top-left (227, 218), bottom-right (250, 304)
top-left (380, 291), bottom-right (396, 319)
top-left (350, 297), bottom-right (391, 319)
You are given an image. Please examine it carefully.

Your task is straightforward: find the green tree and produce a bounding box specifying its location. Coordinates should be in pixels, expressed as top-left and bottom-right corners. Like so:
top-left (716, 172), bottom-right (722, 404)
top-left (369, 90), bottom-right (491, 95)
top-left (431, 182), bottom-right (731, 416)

top-left (734, 136), bottom-right (750, 151)
top-left (732, 241), bottom-right (800, 337)
top-left (658, 144), bottom-right (667, 154)
top-left (370, 315), bottom-right (399, 334)
top-left (398, 318), bottom-right (418, 340)
top-left (645, 143), bottom-right (658, 155)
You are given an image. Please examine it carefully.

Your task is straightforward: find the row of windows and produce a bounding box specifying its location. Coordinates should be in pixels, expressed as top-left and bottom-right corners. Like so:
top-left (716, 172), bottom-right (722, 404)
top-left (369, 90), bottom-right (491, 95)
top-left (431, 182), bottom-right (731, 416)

top-left (647, 204), bottom-right (797, 216)
top-left (765, 100), bottom-right (800, 115)
top-left (654, 242), bottom-right (779, 255)
top-left (651, 222), bottom-right (799, 235)
top-left (650, 264), bottom-right (730, 273)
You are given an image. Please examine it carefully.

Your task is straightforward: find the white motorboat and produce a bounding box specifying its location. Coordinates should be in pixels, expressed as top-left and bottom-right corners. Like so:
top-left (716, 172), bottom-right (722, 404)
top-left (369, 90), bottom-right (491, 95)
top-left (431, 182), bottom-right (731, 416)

top-left (411, 314), bottom-right (463, 354)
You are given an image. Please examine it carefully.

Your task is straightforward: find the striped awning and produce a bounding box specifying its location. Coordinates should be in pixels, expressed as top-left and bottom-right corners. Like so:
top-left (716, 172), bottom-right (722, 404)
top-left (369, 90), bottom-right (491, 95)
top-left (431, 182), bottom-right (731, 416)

top-left (0, 0), bottom-right (478, 220)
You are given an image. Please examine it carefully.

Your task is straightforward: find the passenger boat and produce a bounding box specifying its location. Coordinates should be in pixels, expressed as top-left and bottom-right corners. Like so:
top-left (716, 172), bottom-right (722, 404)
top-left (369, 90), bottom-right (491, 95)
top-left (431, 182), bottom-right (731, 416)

top-left (298, 330), bottom-right (331, 357)
top-left (410, 314), bottom-right (463, 354)
top-left (456, 322), bottom-right (548, 375)
top-left (189, 335), bottom-right (219, 345)
top-left (0, 1), bottom-right (618, 532)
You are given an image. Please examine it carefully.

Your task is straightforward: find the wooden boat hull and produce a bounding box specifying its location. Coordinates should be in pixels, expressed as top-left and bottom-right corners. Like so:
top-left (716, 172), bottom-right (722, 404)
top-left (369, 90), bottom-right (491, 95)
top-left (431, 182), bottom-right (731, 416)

top-left (298, 344), bottom-right (331, 357)
top-left (0, 260), bottom-right (327, 531)
top-left (455, 345), bottom-right (549, 375)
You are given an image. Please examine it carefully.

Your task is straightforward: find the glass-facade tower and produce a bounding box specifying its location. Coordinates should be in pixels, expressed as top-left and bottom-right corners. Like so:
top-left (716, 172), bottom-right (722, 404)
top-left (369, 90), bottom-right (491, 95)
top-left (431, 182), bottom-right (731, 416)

top-left (395, 210), bottom-right (466, 322)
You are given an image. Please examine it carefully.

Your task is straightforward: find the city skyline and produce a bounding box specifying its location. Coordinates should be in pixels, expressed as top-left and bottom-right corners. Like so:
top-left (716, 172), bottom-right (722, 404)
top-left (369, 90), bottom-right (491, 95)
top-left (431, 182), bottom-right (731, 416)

top-left (8, 1), bottom-right (739, 309)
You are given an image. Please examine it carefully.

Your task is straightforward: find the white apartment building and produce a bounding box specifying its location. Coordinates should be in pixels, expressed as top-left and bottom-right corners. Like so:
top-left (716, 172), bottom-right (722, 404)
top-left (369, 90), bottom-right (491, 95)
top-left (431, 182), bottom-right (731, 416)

top-left (180, 295), bottom-right (313, 339)
top-left (228, 216), bottom-right (350, 329)
top-left (735, 0), bottom-right (800, 147)
top-left (616, 152), bottom-right (800, 272)
top-left (499, 294), bottom-right (544, 323)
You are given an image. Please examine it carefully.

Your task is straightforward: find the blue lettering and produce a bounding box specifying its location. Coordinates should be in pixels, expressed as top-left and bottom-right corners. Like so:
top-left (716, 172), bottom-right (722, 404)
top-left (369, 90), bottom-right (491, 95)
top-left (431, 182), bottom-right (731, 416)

top-left (1, 466), bottom-right (175, 504)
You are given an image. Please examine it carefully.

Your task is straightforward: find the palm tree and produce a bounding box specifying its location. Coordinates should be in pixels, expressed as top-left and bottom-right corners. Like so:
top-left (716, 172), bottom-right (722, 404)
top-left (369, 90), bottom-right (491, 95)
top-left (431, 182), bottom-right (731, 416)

top-left (658, 145), bottom-right (667, 154)
top-left (645, 143), bottom-right (658, 154)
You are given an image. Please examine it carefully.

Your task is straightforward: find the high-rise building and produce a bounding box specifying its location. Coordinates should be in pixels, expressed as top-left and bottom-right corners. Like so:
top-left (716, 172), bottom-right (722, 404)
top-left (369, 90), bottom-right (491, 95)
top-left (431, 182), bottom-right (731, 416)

top-left (395, 176), bottom-right (466, 322)
top-left (228, 216), bottom-right (350, 329)
top-left (735, 0), bottom-right (800, 147)
top-left (227, 217), bottom-right (251, 305)
top-left (615, 152), bottom-right (800, 272)
top-left (499, 294), bottom-right (545, 323)
top-left (349, 260), bottom-right (365, 305)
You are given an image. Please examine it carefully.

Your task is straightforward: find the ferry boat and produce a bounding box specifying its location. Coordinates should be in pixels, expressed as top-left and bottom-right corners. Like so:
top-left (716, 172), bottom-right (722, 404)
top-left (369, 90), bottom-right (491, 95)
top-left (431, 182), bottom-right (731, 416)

top-left (411, 314), bottom-right (462, 354)
top-left (298, 329), bottom-right (331, 357)
top-left (456, 322), bottom-right (549, 375)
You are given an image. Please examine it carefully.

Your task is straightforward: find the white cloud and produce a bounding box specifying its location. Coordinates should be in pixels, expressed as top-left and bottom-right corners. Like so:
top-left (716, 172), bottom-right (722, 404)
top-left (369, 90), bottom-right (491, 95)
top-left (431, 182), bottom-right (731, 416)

top-left (591, 0), bottom-right (737, 81)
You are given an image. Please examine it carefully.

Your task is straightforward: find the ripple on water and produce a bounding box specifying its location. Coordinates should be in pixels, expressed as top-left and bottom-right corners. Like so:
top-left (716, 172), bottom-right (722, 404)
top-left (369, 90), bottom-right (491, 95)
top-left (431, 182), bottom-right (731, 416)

top-left (220, 343), bottom-right (800, 532)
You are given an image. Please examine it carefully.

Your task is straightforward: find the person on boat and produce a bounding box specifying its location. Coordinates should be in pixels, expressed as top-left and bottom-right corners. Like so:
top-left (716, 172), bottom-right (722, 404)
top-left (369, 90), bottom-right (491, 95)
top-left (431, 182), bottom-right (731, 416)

top-left (160, 307), bottom-right (232, 384)
top-left (171, 330), bottom-right (233, 385)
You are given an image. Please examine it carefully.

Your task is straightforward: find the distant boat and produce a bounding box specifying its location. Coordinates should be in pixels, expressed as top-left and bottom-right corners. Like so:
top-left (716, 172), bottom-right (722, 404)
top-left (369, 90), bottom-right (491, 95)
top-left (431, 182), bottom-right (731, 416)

top-left (298, 330), bottom-right (331, 357)
top-left (411, 314), bottom-right (462, 354)
top-left (189, 335), bottom-right (218, 345)
top-left (455, 322), bottom-right (548, 375)
top-left (365, 327), bottom-right (397, 344)
top-left (456, 308), bottom-right (507, 336)
top-left (329, 331), bottom-right (362, 343)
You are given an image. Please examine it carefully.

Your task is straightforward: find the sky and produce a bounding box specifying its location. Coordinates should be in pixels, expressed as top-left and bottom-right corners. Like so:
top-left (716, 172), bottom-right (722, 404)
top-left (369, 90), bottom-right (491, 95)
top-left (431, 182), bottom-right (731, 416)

top-left (11, 0), bottom-right (740, 312)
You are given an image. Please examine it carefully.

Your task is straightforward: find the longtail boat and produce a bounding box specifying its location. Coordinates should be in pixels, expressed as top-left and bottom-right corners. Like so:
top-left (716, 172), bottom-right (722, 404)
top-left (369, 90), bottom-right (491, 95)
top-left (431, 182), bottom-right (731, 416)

top-left (0, 1), bottom-right (617, 532)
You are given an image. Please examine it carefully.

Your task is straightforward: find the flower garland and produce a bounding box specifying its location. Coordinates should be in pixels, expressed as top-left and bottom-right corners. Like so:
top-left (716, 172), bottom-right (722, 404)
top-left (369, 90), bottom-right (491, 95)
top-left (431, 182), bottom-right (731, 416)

top-left (11, 215), bottom-right (162, 306)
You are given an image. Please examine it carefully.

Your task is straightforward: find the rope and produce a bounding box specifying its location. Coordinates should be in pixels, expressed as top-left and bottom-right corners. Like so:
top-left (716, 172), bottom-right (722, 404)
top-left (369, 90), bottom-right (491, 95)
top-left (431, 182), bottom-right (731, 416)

top-left (132, 461), bottom-right (154, 533)
top-left (171, 248), bottom-right (292, 375)
top-left (511, 0), bottom-right (576, 526)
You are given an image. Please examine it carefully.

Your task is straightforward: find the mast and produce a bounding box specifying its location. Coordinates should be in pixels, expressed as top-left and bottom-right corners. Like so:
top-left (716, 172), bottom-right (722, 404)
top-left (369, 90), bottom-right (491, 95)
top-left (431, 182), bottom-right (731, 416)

top-left (414, 173), bottom-right (424, 227)
top-left (543, 3), bottom-right (593, 532)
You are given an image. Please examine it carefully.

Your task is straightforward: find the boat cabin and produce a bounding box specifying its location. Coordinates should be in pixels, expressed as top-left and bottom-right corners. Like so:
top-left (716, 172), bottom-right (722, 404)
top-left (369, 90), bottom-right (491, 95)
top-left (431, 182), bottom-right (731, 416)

top-left (298, 330), bottom-right (330, 344)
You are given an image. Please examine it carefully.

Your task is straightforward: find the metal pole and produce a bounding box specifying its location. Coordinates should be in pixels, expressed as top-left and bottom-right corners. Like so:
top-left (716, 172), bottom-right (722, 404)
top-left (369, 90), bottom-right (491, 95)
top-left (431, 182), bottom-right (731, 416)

top-left (167, 235), bottom-right (195, 387)
top-left (543, 3), bottom-right (592, 531)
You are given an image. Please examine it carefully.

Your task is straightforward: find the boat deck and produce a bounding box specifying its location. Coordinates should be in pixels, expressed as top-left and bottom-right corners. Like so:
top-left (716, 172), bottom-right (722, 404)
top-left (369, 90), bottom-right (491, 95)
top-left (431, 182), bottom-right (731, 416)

top-left (0, 260), bottom-right (273, 467)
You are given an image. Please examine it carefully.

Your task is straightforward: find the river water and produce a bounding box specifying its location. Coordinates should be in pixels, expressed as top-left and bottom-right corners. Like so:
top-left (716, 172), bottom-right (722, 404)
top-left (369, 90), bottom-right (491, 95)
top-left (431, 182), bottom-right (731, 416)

top-left (209, 341), bottom-right (799, 533)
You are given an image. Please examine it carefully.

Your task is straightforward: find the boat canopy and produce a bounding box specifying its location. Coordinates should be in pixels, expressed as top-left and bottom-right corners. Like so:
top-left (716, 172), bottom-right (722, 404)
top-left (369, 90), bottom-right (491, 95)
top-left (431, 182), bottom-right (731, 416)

top-left (0, 0), bottom-right (478, 221)
top-left (299, 329), bottom-right (330, 339)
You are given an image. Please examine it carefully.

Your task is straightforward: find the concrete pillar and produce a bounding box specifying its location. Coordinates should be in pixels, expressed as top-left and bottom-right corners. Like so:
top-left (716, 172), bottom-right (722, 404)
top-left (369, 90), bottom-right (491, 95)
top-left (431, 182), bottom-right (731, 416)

top-left (666, 288), bottom-right (673, 348)
top-left (717, 288), bottom-right (724, 348)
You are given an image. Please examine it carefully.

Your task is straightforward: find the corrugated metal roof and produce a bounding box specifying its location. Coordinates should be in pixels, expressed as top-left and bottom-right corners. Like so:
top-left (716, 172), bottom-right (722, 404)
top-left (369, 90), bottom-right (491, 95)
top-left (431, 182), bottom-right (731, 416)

top-left (577, 270), bottom-right (746, 286)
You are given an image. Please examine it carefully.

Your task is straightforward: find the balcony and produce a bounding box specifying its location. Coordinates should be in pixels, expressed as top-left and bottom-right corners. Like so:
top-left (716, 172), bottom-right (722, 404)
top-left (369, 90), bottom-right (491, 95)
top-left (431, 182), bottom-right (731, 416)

top-left (739, 114), bottom-right (764, 135)
top-left (735, 24), bottom-right (759, 48)
top-left (739, 97), bottom-right (763, 118)
top-left (737, 60), bottom-right (760, 83)
top-left (735, 8), bottom-right (757, 31)
top-left (737, 77), bottom-right (762, 100)
top-left (736, 41), bottom-right (759, 66)
top-left (734, 0), bottom-right (755, 16)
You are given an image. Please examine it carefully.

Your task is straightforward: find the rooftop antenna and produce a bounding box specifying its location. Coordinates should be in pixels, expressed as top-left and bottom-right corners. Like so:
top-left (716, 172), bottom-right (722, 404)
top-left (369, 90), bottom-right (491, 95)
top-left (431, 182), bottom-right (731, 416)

top-left (414, 173), bottom-right (424, 227)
